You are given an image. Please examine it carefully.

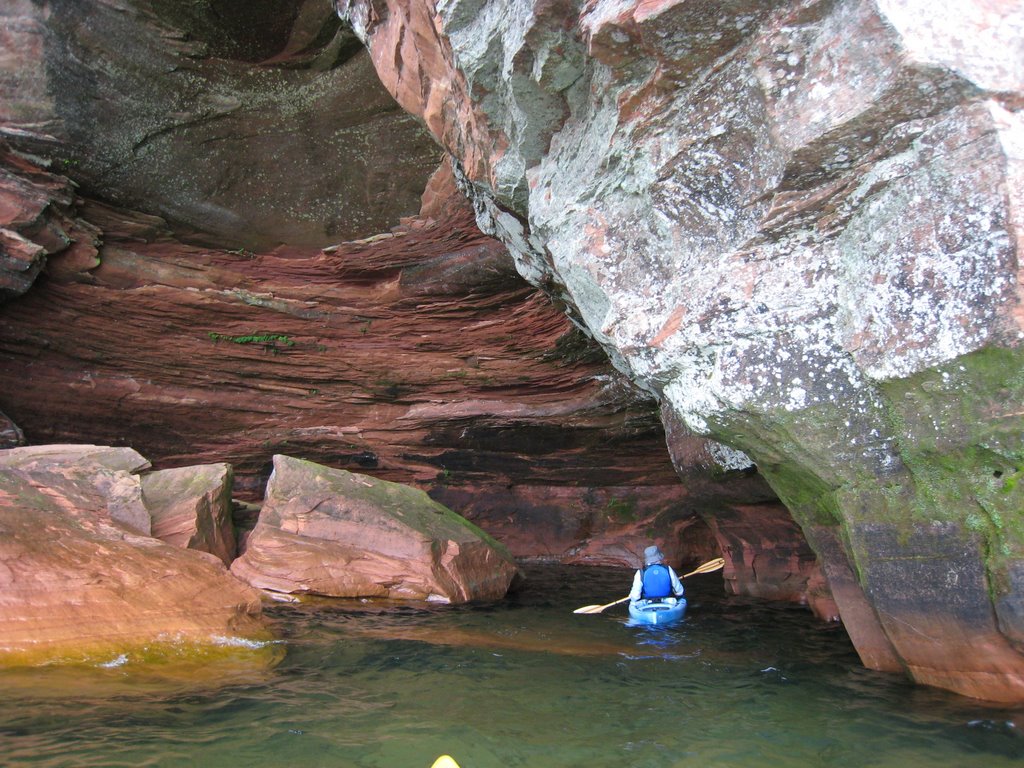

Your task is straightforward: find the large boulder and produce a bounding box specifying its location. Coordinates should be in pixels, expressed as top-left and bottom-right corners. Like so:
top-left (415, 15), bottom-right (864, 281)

top-left (231, 454), bottom-right (520, 602)
top-left (0, 456), bottom-right (266, 666)
top-left (142, 463), bottom-right (237, 566)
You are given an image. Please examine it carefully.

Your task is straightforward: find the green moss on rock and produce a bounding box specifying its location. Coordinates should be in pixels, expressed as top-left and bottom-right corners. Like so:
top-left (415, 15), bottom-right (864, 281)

top-left (266, 455), bottom-right (513, 559)
top-left (876, 347), bottom-right (1024, 589)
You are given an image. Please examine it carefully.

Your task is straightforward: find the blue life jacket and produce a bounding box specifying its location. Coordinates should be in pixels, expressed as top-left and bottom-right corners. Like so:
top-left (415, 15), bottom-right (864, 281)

top-left (641, 564), bottom-right (672, 599)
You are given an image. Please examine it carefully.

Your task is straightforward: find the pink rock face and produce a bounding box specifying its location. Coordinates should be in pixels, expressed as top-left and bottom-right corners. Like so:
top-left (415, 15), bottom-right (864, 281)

top-left (432, 484), bottom-right (695, 565)
top-left (231, 454), bottom-right (521, 603)
top-left (0, 203), bottom-right (683, 504)
top-left (705, 503), bottom-right (837, 618)
top-left (338, 0), bottom-right (502, 188)
top-left (0, 461), bottom-right (266, 665)
top-left (142, 463), bottom-right (237, 567)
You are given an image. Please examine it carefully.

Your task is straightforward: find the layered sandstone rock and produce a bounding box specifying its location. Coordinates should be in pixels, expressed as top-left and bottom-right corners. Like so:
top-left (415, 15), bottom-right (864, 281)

top-left (0, 139), bottom-right (95, 301)
top-left (341, 0), bottom-right (1024, 700)
top-left (0, 449), bottom-right (267, 666)
top-left (704, 502), bottom-right (839, 621)
top-left (231, 454), bottom-right (521, 602)
top-left (0, 202), bottom-right (686, 512)
top-left (11, 0), bottom-right (1020, 702)
top-left (143, 463), bottom-right (237, 566)
top-left (0, 443), bottom-right (151, 473)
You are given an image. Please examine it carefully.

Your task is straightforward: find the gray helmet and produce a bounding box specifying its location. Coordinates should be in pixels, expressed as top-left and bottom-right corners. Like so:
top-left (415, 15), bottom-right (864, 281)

top-left (643, 545), bottom-right (664, 566)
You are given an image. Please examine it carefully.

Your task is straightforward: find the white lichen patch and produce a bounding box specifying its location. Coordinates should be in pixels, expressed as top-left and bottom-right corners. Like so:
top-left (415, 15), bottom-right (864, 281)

top-left (836, 105), bottom-right (1017, 381)
top-left (707, 441), bottom-right (755, 472)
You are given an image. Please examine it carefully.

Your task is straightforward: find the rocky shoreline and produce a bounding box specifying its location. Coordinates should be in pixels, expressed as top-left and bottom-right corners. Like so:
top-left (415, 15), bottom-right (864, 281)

top-left (0, 444), bottom-right (520, 667)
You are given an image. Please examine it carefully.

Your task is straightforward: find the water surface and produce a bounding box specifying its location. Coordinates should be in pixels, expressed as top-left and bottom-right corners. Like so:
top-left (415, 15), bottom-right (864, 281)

top-left (2, 564), bottom-right (1022, 767)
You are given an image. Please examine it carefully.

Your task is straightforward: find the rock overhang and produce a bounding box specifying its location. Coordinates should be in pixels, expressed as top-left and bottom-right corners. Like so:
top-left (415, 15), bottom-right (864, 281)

top-left (339, 0), bottom-right (1024, 700)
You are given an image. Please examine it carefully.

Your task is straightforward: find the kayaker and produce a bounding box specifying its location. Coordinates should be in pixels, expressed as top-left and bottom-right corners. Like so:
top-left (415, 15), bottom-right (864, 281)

top-left (628, 545), bottom-right (685, 605)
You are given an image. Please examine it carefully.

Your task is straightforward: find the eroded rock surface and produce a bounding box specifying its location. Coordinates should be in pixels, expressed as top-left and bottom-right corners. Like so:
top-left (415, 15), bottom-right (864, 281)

top-left (7, 0), bottom-right (1020, 701)
top-left (231, 454), bottom-right (520, 602)
top-left (143, 463), bottom-right (237, 566)
top-left (0, 444), bottom-right (153, 534)
top-left (0, 138), bottom-right (95, 301)
top-left (0, 443), bottom-right (151, 473)
top-left (0, 203), bottom-right (687, 509)
top-left (341, 0), bottom-right (1024, 700)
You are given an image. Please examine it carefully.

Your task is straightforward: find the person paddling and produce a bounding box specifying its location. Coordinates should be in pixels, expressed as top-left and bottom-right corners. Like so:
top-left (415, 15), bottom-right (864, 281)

top-left (628, 545), bottom-right (685, 606)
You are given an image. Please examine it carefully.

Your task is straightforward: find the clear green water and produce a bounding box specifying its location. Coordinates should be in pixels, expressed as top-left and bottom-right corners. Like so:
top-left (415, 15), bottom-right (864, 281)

top-left (2, 564), bottom-right (1022, 767)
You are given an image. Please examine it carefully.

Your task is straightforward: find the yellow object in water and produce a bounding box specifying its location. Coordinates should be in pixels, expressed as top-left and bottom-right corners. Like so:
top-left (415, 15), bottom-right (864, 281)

top-left (431, 756), bottom-right (461, 768)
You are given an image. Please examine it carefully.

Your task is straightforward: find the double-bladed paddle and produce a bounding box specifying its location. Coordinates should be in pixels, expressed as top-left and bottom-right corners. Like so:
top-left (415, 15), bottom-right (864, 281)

top-left (572, 556), bottom-right (725, 614)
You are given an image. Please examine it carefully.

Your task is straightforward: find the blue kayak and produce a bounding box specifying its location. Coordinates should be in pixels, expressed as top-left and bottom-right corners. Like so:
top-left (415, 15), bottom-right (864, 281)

top-left (628, 597), bottom-right (686, 625)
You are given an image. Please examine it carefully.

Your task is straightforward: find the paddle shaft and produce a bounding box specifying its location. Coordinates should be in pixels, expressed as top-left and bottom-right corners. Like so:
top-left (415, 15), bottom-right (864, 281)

top-left (602, 596), bottom-right (631, 610)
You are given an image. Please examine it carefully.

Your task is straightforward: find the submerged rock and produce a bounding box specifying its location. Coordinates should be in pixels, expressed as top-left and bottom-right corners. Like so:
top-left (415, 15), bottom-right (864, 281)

top-left (0, 455), bottom-right (266, 666)
top-left (231, 454), bottom-right (520, 602)
top-left (142, 463), bottom-right (237, 566)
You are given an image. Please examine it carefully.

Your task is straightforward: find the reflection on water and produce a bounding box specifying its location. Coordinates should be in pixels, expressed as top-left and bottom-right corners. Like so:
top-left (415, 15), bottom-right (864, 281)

top-left (0, 638), bottom-right (286, 703)
top-left (1, 564), bottom-right (1022, 767)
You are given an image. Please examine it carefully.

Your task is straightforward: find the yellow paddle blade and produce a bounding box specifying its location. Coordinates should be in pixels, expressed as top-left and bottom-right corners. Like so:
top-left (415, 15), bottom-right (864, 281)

top-left (573, 595), bottom-right (629, 615)
top-left (431, 756), bottom-right (461, 768)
